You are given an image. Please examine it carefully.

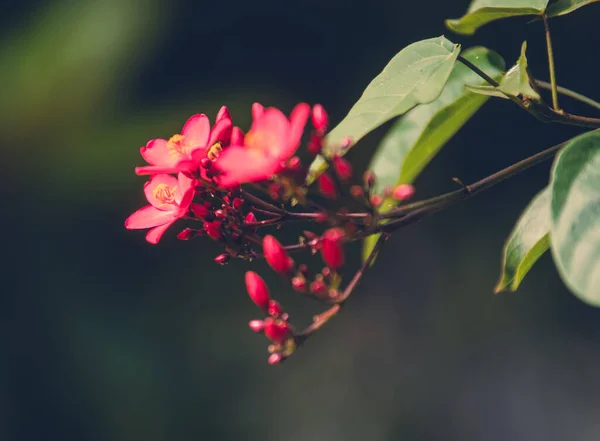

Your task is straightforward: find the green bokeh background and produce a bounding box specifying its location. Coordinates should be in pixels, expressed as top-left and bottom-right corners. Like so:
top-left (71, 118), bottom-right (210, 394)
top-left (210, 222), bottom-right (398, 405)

top-left (3, 1), bottom-right (600, 440)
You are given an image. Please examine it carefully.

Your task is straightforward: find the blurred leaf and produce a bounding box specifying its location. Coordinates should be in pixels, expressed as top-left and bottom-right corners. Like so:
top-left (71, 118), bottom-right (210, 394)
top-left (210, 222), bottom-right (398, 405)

top-left (550, 130), bottom-right (600, 306)
top-left (362, 47), bottom-right (504, 262)
top-left (547, 0), bottom-right (600, 16)
top-left (446, 0), bottom-right (549, 35)
top-left (466, 42), bottom-right (540, 100)
top-left (307, 36), bottom-right (460, 183)
top-left (495, 188), bottom-right (550, 293)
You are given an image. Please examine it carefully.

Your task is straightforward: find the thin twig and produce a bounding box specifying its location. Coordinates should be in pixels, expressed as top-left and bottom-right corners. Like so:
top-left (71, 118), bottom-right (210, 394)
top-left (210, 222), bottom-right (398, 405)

top-left (535, 80), bottom-right (600, 112)
top-left (543, 14), bottom-right (560, 111)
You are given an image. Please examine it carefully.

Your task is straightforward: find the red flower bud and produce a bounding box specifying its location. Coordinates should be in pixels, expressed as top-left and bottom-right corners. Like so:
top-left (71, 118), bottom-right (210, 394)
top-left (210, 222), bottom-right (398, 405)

top-left (350, 185), bottom-right (364, 198)
top-left (245, 271), bottom-right (271, 311)
top-left (231, 126), bottom-right (244, 145)
top-left (369, 194), bottom-right (383, 207)
top-left (214, 253), bottom-right (230, 265)
top-left (291, 276), bottom-right (307, 292)
top-left (307, 133), bottom-right (323, 155)
top-left (318, 173), bottom-right (337, 198)
top-left (204, 221), bottom-right (223, 240)
top-left (310, 279), bottom-right (327, 295)
top-left (311, 104), bottom-right (329, 132)
top-left (249, 320), bottom-right (265, 333)
top-left (232, 198), bottom-right (244, 210)
top-left (176, 228), bottom-right (197, 240)
top-left (267, 299), bottom-right (284, 317)
top-left (288, 156), bottom-right (302, 170)
top-left (332, 155), bottom-right (353, 181)
top-left (252, 102), bottom-right (265, 120)
top-left (268, 353), bottom-right (284, 365)
top-left (363, 170), bottom-right (376, 189)
top-left (321, 228), bottom-right (345, 269)
top-left (244, 212), bottom-right (257, 224)
top-left (392, 184), bottom-right (415, 201)
top-left (263, 319), bottom-right (291, 344)
top-left (190, 203), bottom-right (209, 219)
top-left (214, 209), bottom-right (226, 218)
top-left (263, 235), bottom-right (293, 275)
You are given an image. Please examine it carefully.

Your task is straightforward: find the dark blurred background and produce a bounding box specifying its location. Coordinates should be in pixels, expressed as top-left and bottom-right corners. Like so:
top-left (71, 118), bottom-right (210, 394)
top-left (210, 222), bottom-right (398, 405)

top-left (2, 0), bottom-right (600, 440)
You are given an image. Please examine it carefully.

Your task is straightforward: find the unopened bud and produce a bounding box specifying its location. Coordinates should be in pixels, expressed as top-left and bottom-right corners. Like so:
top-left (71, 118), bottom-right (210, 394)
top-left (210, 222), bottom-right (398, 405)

top-left (249, 320), bottom-right (265, 333)
top-left (252, 102), bottom-right (265, 120)
top-left (311, 104), bottom-right (329, 132)
top-left (190, 203), bottom-right (209, 219)
top-left (216, 105), bottom-right (231, 122)
top-left (291, 276), bottom-right (307, 292)
top-left (267, 299), bottom-right (284, 317)
top-left (317, 173), bottom-right (337, 198)
top-left (204, 221), bottom-right (223, 240)
top-left (214, 209), bottom-right (226, 219)
top-left (288, 156), bottom-right (302, 170)
top-left (214, 253), bottom-right (230, 265)
top-left (245, 212), bottom-right (257, 224)
top-left (363, 170), bottom-right (376, 189)
top-left (176, 228), bottom-right (197, 240)
top-left (321, 228), bottom-right (346, 269)
top-left (310, 279), bottom-right (327, 295)
top-left (232, 198), bottom-right (244, 210)
top-left (268, 183), bottom-right (281, 201)
top-left (350, 185), bottom-right (364, 198)
top-left (370, 194), bottom-right (383, 207)
top-left (392, 184), bottom-right (415, 201)
top-left (268, 353), bottom-right (284, 365)
top-left (263, 235), bottom-right (294, 275)
top-left (332, 156), bottom-right (353, 181)
top-left (263, 318), bottom-right (291, 344)
top-left (307, 133), bottom-right (323, 155)
top-left (245, 271), bottom-right (271, 311)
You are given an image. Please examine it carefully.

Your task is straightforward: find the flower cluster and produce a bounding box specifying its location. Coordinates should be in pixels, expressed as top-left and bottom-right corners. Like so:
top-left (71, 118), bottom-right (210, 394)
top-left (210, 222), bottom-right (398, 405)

top-left (125, 102), bottom-right (415, 363)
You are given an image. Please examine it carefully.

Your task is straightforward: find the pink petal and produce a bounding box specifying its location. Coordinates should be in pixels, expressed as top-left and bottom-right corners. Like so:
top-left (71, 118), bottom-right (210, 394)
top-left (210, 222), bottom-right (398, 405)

top-left (140, 139), bottom-right (177, 166)
top-left (144, 174), bottom-right (180, 208)
top-left (181, 114), bottom-right (210, 148)
top-left (215, 146), bottom-right (276, 187)
top-left (230, 126), bottom-right (244, 145)
top-left (250, 108), bottom-right (290, 158)
top-left (252, 102), bottom-right (265, 121)
top-left (216, 106), bottom-right (231, 123)
top-left (175, 172), bottom-right (195, 205)
top-left (208, 117), bottom-right (233, 146)
top-left (125, 205), bottom-right (176, 230)
top-left (285, 103), bottom-right (310, 159)
top-left (145, 220), bottom-right (175, 244)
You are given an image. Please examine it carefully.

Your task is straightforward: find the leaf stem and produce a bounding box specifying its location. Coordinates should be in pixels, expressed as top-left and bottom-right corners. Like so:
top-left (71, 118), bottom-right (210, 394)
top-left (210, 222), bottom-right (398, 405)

top-left (543, 13), bottom-right (560, 111)
top-left (535, 80), bottom-right (600, 112)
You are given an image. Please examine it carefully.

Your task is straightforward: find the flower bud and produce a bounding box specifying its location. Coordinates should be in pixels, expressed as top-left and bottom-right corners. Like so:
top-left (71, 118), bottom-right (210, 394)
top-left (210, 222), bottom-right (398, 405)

top-left (190, 203), bottom-right (209, 219)
top-left (263, 235), bottom-right (294, 275)
top-left (244, 212), bottom-right (257, 224)
top-left (204, 221), bottom-right (223, 240)
top-left (318, 173), bottom-right (337, 198)
top-left (263, 319), bottom-right (291, 344)
top-left (245, 271), bottom-right (271, 311)
top-left (332, 156), bottom-right (353, 181)
top-left (307, 133), bottom-right (323, 155)
top-left (216, 105), bottom-right (231, 122)
top-left (311, 104), bottom-right (329, 132)
top-left (288, 156), bottom-right (302, 170)
top-left (350, 185), bottom-right (364, 198)
top-left (321, 228), bottom-right (345, 269)
top-left (310, 279), bottom-right (327, 295)
top-left (268, 353), bottom-right (284, 365)
top-left (214, 209), bottom-right (226, 219)
top-left (214, 253), bottom-right (230, 265)
top-left (249, 320), bottom-right (265, 333)
top-left (363, 170), bottom-right (376, 189)
top-left (176, 228), bottom-right (197, 240)
top-left (392, 184), bottom-right (415, 201)
top-left (369, 194), bottom-right (383, 207)
top-left (267, 299), bottom-right (284, 317)
top-left (232, 198), bottom-right (244, 210)
top-left (231, 126), bottom-right (244, 145)
top-left (291, 276), bottom-right (307, 292)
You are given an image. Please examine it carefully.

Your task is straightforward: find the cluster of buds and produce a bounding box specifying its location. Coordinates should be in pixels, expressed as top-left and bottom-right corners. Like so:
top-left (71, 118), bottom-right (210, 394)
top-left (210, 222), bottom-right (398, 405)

top-left (125, 101), bottom-right (415, 364)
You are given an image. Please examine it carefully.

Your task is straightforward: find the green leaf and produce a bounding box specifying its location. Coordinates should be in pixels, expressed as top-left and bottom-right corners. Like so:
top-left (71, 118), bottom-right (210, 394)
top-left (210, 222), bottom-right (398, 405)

top-left (550, 130), bottom-right (600, 306)
top-left (547, 0), bottom-right (600, 17)
top-left (495, 188), bottom-right (551, 293)
top-left (307, 36), bottom-right (460, 182)
top-left (466, 41), bottom-right (540, 100)
top-left (446, 0), bottom-right (549, 35)
top-left (362, 47), bottom-right (505, 262)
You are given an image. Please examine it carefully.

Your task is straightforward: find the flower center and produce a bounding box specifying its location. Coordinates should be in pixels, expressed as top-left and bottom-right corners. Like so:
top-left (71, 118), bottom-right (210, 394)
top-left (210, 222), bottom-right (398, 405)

top-left (167, 134), bottom-right (187, 156)
top-left (153, 183), bottom-right (177, 206)
top-left (207, 141), bottom-right (223, 161)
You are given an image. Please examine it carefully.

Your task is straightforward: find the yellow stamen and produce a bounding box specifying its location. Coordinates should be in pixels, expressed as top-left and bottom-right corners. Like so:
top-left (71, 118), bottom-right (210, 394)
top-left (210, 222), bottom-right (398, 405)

top-left (153, 183), bottom-right (177, 206)
top-left (167, 133), bottom-right (187, 156)
top-left (207, 142), bottom-right (223, 161)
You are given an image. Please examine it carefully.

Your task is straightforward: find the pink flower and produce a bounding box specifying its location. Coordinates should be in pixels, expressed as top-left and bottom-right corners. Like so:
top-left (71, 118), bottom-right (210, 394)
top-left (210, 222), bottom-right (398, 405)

top-left (215, 103), bottom-right (310, 187)
top-left (125, 173), bottom-right (195, 244)
top-left (135, 107), bottom-right (232, 177)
